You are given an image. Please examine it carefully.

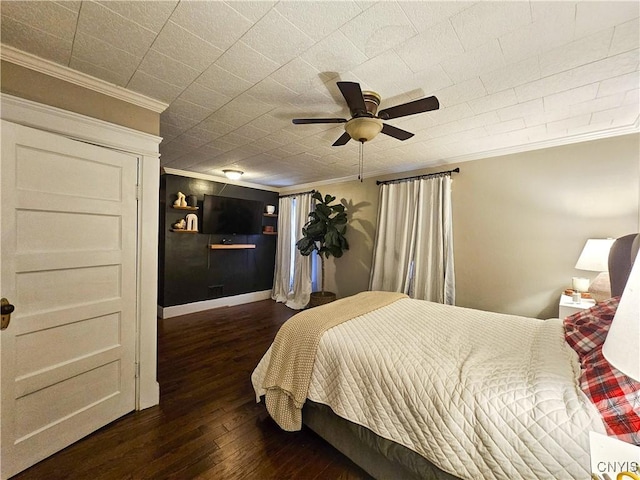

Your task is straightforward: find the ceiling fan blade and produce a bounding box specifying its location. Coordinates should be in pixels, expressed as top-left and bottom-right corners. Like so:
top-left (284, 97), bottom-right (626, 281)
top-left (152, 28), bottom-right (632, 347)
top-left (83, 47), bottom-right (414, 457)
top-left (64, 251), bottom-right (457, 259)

top-left (381, 123), bottom-right (414, 141)
top-left (332, 132), bottom-right (352, 146)
top-left (378, 96), bottom-right (439, 120)
top-left (292, 118), bottom-right (347, 124)
top-left (337, 82), bottom-right (367, 116)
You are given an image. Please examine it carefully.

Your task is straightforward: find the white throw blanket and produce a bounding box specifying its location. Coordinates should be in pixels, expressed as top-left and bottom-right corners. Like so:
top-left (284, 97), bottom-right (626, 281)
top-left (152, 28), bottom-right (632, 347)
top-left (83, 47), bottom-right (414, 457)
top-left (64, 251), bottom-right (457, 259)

top-left (252, 298), bottom-right (606, 479)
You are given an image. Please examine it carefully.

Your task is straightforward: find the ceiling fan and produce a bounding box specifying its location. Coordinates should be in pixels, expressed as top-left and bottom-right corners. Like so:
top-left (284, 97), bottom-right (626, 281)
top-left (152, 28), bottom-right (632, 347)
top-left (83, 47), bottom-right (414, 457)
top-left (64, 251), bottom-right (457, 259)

top-left (292, 81), bottom-right (439, 146)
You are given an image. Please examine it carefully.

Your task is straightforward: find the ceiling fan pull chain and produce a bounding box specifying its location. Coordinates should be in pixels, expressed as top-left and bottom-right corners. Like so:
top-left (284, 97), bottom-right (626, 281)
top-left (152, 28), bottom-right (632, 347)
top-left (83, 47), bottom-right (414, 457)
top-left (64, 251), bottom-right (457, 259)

top-left (359, 141), bottom-right (364, 182)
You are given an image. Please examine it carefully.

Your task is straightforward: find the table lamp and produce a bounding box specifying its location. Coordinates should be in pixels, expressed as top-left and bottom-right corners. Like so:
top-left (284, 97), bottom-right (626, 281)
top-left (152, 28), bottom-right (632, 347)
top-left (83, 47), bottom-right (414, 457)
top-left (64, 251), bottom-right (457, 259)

top-left (574, 238), bottom-right (615, 302)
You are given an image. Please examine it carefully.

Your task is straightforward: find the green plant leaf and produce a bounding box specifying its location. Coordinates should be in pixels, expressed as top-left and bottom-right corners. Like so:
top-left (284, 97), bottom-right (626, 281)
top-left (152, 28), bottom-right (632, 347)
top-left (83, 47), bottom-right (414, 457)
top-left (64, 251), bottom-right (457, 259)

top-left (295, 237), bottom-right (316, 256)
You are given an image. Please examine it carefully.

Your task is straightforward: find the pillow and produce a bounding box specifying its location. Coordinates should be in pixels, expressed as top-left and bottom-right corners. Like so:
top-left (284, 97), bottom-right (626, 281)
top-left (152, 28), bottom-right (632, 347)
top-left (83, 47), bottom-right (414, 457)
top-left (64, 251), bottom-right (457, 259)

top-left (563, 296), bottom-right (620, 358)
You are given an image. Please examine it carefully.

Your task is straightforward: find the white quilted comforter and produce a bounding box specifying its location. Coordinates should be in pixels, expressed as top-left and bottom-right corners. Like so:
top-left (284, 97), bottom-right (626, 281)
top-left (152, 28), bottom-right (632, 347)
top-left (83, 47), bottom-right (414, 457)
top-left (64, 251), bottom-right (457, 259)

top-left (252, 298), bottom-right (606, 479)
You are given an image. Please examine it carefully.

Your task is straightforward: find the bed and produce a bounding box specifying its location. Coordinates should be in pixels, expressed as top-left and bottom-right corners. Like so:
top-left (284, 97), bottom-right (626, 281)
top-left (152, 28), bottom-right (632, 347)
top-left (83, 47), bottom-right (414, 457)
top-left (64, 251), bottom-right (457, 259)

top-left (251, 234), bottom-right (639, 480)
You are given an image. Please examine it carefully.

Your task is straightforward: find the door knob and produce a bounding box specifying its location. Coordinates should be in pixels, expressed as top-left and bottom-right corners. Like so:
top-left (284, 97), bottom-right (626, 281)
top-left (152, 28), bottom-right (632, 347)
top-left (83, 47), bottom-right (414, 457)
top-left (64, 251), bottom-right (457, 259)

top-left (1, 298), bottom-right (15, 330)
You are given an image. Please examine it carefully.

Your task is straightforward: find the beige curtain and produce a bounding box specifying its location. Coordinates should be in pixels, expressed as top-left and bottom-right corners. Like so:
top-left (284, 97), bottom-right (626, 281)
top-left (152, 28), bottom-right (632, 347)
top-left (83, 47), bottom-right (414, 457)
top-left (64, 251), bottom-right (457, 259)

top-left (272, 197), bottom-right (293, 304)
top-left (272, 193), bottom-right (314, 309)
top-left (369, 174), bottom-right (455, 304)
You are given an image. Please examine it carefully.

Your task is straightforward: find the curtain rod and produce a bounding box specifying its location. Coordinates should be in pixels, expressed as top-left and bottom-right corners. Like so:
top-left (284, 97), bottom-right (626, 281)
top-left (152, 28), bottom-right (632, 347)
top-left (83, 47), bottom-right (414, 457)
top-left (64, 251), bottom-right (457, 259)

top-left (279, 189), bottom-right (316, 199)
top-left (376, 168), bottom-right (460, 186)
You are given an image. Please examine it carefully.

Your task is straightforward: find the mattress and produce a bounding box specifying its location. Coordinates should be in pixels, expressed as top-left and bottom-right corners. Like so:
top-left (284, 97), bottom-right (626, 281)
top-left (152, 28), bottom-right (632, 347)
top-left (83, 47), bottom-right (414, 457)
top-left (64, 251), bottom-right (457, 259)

top-left (252, 297), bottom-right (607, 479)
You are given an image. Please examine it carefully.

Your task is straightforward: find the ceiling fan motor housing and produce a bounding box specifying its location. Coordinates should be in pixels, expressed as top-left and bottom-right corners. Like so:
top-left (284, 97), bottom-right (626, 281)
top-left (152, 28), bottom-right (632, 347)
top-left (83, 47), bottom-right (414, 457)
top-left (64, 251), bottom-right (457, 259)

top-left (360, 91), bottom-right (381, 116)
top-left (344, 90), bottom-right (383, 142)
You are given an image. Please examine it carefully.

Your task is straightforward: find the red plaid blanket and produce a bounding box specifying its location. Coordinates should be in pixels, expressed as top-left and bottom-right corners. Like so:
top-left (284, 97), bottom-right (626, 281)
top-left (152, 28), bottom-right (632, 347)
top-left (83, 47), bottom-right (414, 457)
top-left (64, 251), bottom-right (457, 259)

top-left (564, 297), bottom-right (640, 445)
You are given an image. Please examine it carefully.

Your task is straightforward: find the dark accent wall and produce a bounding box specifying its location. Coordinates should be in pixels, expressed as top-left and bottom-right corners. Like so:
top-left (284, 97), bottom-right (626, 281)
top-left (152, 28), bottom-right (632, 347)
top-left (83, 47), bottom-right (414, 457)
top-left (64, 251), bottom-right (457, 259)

top-left (158, 174), bottom-right (279, 308)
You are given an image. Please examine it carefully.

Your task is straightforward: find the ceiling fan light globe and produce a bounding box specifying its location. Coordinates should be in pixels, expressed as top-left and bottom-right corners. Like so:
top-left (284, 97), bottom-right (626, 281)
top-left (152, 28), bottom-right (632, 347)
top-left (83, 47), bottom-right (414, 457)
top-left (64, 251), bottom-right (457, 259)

top-left (345, 117), bottom-right (383, 143)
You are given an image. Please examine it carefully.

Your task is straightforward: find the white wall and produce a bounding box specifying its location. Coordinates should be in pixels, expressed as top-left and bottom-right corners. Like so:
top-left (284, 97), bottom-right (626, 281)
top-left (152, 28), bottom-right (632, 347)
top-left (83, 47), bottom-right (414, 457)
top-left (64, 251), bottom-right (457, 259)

top-left (292, 133), bottom-right (639, 319)
top-left (447, 133), bottom-right (639, 318)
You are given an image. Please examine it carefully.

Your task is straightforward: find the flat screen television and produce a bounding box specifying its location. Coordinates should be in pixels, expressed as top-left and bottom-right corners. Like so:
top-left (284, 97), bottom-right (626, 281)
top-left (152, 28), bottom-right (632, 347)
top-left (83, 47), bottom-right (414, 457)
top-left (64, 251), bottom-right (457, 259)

top-left (202, 194), bottom-right (264, 235)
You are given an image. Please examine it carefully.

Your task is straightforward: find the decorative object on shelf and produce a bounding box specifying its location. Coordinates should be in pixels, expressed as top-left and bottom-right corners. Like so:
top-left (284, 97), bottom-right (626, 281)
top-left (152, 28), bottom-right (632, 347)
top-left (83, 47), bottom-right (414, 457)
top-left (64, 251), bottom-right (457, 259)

top-left (173, 191), bottom-right (187, 208)
top-left (185, 213), bottom-right (198, 232)
top-left (296, 191), bottom-right (349, 307)
top-left (172, 218), bottom-right (186, 230)
top-left (263, 225), bottom-right (274, 233)
top-left (266, 205), bottom-right (276, 214)
top-left (223, 169), bottom-right (243, 180)
top-left (575, 238), bottom-right (616, 302)
top-left (187, 195), bottom-right (197, 207)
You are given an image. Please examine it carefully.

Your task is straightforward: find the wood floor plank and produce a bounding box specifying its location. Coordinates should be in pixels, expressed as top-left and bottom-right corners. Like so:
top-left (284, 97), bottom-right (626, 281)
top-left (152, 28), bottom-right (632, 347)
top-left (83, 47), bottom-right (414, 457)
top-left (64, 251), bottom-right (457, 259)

top-left (11, 300), bottom-right (373, 480)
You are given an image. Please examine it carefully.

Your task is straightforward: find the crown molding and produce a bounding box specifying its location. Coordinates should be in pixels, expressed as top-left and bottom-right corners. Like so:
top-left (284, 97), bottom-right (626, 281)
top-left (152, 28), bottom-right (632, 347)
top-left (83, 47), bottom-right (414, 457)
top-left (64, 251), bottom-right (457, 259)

top-left (1, 44), bottom-right (168, 113)
top-left (438, 122), bottom-right (640, 167)
top-left (2, 93), bottom-right (162, 156)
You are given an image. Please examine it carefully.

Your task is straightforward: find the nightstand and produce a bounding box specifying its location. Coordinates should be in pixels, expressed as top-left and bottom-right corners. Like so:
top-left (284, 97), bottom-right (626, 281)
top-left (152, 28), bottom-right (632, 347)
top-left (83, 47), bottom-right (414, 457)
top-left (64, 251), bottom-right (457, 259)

top-left (558, 294), bottom-right (596, 318)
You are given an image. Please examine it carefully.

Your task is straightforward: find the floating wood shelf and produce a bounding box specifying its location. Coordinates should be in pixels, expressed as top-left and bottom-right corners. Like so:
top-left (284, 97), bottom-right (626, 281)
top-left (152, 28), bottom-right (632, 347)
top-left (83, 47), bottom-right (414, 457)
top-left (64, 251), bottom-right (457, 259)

top-left (171, 229), bottom-right (198, 233)
top-left (263, 213), bottom-right (278, 217)
top-left (172, 205), bottom-right (198, 210)
top-left (262, 232), bottom-right (277, 235)
top-left (209, 244), bottom-right (256, 249)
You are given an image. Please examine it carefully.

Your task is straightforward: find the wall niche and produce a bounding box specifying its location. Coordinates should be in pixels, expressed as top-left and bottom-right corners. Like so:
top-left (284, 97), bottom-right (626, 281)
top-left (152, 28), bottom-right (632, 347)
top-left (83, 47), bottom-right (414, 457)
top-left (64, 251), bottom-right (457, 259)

top-left (158, 173), bottom-right (279, 309)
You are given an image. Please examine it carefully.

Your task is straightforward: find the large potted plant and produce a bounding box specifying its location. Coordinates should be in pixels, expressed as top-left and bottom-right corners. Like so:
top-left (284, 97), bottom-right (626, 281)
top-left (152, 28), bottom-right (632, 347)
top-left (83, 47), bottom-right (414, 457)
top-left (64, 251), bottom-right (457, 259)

top-left (296, 191), bottom-right (349, 307)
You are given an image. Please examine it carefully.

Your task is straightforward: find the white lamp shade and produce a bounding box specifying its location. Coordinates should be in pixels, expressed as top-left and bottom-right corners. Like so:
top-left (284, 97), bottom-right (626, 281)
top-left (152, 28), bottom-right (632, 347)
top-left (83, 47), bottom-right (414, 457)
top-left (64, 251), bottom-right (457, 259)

top-left (575, 238), bottom-right (615, 271)
top-left (602, 249), bottom-right (640, 381)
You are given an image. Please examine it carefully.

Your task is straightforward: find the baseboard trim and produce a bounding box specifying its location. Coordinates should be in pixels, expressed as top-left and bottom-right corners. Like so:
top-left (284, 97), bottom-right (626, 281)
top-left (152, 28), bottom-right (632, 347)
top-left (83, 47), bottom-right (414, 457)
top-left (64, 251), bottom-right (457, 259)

top-left (158, 290), bottom-right (273, 319)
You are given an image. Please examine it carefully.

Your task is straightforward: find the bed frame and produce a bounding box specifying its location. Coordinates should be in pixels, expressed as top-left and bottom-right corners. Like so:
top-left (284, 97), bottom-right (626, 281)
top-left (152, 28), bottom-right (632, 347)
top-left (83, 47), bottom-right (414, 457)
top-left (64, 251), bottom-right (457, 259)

top-left (302, 233), bottom-right (639, 480)
top-left (303, 401), bottom-right (460, 480)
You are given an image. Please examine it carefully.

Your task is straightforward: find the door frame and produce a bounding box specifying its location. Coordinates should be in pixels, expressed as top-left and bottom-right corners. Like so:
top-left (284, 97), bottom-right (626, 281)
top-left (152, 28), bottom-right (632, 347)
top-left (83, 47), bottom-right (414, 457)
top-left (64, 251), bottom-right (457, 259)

top-left (0, 93), bottom-right (161, 410)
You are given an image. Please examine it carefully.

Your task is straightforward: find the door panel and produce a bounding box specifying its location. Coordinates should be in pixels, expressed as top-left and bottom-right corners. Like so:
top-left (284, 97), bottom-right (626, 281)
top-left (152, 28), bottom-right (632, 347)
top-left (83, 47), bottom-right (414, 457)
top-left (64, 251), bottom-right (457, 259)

top-left (16, 265), bottom-right (122, 314)
top-left (16, 361), bottom-right (120, 440)
top-left (15, 144), bottom-right (124, 200)
top-left (1, 121), bottom-right (138, 478)
top-left (16, 312), bottom-right (121, 377)
top-left (17, 210), bottom-right (121, 252)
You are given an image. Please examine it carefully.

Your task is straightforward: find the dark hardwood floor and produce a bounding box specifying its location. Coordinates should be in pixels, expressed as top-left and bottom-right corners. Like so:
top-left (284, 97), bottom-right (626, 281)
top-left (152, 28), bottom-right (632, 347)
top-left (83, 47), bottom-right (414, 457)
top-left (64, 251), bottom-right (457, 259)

top-left (13, 300), bottom-right (373, 480)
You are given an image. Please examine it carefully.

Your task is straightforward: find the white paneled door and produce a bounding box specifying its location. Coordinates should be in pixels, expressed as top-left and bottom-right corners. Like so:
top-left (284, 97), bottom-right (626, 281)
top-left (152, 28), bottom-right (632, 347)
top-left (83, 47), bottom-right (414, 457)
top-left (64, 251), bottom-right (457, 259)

top-left (0, 121), bottom-right (138, 478)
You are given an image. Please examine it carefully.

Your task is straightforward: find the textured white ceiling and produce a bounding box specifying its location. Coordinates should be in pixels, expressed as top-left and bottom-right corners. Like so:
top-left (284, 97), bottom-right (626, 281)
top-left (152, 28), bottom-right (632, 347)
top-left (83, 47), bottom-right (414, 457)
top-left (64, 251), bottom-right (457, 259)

top-left (1, 1), bottom-right (638, 187)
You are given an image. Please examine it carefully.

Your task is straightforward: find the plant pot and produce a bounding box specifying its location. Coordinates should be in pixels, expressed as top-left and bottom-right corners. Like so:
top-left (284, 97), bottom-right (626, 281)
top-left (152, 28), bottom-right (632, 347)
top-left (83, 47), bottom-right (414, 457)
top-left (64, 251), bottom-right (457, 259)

top-left (307, 291), bottom-right (336, 308)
